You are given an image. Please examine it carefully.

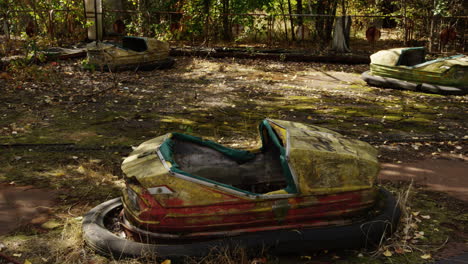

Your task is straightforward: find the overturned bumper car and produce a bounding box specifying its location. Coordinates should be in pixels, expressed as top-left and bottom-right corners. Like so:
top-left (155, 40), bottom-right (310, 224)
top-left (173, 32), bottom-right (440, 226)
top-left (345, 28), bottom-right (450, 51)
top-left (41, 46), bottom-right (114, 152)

top-left (86, 36), bottom-right (174, 71)
top-left (362, 47), bottom-right (467, 95)
top-left (83, 119), bottom-right (401, 258)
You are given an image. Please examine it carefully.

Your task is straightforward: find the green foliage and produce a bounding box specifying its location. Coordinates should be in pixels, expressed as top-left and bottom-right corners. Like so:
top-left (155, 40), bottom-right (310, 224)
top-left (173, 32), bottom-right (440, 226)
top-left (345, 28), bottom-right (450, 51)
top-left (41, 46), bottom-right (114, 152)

top-left (1, 0), bottom-right (464, 47)
top-left (3, 0), bottom-right (85, 41)
top-left (81, 58), bottom-right (96, 71)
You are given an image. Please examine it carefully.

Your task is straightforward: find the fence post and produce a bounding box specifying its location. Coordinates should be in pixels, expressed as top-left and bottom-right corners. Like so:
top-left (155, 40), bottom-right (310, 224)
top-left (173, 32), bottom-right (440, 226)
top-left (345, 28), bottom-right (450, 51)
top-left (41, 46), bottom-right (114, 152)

top-left (145, 11), bottom-right (150, 37)
top-left (48, 10), bottom-right (55, 40)
top-left (268, 15), bottom-right (272, 46)
top-left (2, 11), bottom-right (9, 40)
top-left (429, 15), bottom-right (435, 52)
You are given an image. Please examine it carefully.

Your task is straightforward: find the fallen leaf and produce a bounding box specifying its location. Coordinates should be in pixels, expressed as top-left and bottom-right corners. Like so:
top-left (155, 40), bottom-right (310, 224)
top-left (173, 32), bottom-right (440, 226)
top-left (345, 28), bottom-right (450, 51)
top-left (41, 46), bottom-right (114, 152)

top-left (251, 257), bottom-right (267, 264)
top-left (41, 220), bottom-right (62, 229)
top-left (76, 165), bottom-right (86, 174)
top-left (395, 247), bottom-right (405, 254)
top-left (161, 260), bottom-right (171, 264)
top-left (383, 249), bottom-right (393, 257)
top-left (421, 215), bottom-right (431, 219)
top-left (24, 260), bottom-right (32, 264)
top-left (421, 254), bottom-right (432, 259)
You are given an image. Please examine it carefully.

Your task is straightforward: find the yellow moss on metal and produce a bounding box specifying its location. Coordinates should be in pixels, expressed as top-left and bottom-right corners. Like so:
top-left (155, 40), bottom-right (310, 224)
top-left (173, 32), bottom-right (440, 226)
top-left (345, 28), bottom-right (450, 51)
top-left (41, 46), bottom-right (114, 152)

top-left (86, 37), bottom-right (170, 69)
top-left (268, 119), bottom-right (379, 195)
top-left (122, 119), bottom-right (379, 205)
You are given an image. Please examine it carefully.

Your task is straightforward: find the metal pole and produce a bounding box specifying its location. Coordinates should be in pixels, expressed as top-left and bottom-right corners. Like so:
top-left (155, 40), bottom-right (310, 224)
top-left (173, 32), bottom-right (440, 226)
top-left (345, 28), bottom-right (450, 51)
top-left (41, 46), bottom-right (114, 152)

top-left (94, 0), bottom-right (98, 44)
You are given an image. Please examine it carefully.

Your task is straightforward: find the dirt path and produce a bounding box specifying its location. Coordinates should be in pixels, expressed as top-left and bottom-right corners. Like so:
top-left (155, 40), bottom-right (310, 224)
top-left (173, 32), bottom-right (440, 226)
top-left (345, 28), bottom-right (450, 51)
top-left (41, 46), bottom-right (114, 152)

top-left (0, 184), bottom-right (56, 236)
top-left (379, 159), bottom-right (468, 202)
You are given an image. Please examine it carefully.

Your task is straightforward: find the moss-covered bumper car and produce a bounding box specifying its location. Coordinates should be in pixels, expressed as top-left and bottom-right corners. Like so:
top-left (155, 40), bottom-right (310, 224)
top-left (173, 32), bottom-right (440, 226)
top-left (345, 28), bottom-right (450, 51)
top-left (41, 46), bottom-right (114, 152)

top-left (85, 36), bottom-right (174, 71)
top-left (362, 47), bottom-right (467, 95)
top-left (83, 119), bottom-right (401, 258)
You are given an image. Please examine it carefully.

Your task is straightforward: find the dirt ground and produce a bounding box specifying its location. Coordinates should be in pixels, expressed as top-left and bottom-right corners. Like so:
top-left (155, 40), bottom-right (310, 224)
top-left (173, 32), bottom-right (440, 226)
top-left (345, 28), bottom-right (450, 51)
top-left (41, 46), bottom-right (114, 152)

top-left (0, 56), bottom-right (467, 263)
top-left (380, 159), bottom-right (468, 202)
top-left (0, 184), bottom-right (56, 236)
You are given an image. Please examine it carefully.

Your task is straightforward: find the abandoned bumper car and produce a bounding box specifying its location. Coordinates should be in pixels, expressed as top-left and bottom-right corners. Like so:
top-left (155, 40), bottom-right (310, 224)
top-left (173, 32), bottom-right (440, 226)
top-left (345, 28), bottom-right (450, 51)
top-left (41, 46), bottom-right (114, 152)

top-left (362, 47), bottom-right (467, 95)
top-left (85, 36), bottom-right (174, 71)
top-left (83, 119), bottom-right (401, 258)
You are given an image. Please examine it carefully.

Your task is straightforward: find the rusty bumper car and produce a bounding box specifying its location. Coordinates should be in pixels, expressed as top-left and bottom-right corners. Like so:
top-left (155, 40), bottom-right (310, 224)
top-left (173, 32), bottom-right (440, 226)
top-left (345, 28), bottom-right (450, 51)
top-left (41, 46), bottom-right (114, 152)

top-left (83, 119), bottom-right (401, 258)
top-left (362, 47), bottom-right (467, 95)
top-left (85, 36), bottom-right (174, 71)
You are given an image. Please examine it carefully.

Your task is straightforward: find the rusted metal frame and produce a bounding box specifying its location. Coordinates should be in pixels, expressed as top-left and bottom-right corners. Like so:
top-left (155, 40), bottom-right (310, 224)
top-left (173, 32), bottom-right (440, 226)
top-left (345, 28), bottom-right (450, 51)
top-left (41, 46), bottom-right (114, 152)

top-left (121, 215), bottom-right (358, 241)
top-left (8, 9), bottom-right (71, 13)
top-left (268, 15), bottom-right (273, 45)
top-left (103, 9), bottom-right (184, 15)
top-left (124, 191), bottom-right (372, 234)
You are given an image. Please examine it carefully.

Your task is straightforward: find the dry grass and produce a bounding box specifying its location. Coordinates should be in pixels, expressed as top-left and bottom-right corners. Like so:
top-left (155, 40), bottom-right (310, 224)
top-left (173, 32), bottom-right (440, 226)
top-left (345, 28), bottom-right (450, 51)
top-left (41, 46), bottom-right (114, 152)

top-left (370, 181), bottom-right (450, 261)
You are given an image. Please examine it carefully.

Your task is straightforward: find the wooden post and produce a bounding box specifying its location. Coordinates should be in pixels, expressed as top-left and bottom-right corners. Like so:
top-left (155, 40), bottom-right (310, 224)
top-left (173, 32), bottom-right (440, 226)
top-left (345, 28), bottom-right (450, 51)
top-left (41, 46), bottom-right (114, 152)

top-left (94, 0), bottom-right (99, 43)
top-left (429, 14), bottom-right (435, 52)
top-left (402, 0), bottom-right (407, 46)
top-left (2, 11), bottom-right (9, 40)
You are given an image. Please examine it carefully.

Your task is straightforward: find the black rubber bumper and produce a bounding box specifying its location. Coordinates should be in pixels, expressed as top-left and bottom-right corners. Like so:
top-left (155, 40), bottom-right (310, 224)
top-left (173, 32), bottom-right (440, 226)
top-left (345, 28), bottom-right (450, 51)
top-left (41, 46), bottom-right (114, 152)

top-left (361, 71), bottom-right (466, 95)
top-left (82, 188), bottom-right (401, 259)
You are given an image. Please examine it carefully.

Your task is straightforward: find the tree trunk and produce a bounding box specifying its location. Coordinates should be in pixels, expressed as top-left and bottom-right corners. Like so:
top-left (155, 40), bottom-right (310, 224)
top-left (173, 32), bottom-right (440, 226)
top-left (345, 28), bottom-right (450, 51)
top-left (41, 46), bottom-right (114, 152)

top-left (332, 16), bottom-right (351, 52)
top-left (297, 0), bottom-right (303, 27)
top-left (287, 0), bottom-right (295, 41)
top-left (279, 0), bottom-right (289, 41)
top-left (314, 0), bottom-right (338, 45)
top-left (222, 0), bottom-right (230, 41)
top-left (203, 0), bottom-right (210, 41)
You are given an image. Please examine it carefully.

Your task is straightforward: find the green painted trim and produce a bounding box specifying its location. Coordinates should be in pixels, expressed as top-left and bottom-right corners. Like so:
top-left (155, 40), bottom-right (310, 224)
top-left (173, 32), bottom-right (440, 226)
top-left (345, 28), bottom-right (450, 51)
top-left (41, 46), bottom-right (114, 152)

top-left (411, 54), bottom-right (464, 69)
top-left (396, 47), bottom-right (425, 66)
top-left (158, 121), bottom-right (298, 196)
top-left (159, 133), bottom-right (258, 196)
top-left (259, 120), bottom-right (298, 194)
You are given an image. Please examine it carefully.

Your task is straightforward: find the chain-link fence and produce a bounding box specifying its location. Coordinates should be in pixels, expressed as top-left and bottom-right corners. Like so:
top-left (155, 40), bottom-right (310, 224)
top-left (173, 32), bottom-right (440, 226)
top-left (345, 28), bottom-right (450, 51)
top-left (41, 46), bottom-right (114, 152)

top-left (2, 6), bottom-right (467, 53)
